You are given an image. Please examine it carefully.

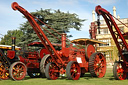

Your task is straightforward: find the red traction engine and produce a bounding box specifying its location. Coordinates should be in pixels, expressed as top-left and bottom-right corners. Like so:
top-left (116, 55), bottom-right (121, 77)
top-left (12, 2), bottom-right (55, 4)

top-left (19, 42), bottom-right (61, 78)
top-left (95, 5), bottom-right (128, 80)
top-left (19, 42), bottom-right (49, 78)
top-left (12, 2), bottom-right (107, 80)
top-left (0, 37), bottom-right (27, 80)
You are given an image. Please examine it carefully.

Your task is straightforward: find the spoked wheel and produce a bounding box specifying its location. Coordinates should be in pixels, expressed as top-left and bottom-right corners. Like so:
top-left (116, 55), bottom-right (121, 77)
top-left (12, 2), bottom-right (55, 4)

top-left (113, 61), bottom-right (127, 80)
top-left (66, 61), bottom-right (81, 80)
top-left (0, 60), bottom-right (9, 80)
top-left (45, 62), bottom-right (60, 80)
top-left (9, 62), bottom-right (27, 81)
top-left (89, 53), bottom-right (106, 78)
top-left (40, 54), bottom-right (52, 77)
top-left (0, 51), bottom-right (9, 80)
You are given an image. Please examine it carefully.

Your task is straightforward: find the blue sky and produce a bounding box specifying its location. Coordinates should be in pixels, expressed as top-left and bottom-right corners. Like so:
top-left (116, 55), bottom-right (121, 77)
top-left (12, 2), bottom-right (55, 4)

top-left (0, 0), bottom-right (128, 40)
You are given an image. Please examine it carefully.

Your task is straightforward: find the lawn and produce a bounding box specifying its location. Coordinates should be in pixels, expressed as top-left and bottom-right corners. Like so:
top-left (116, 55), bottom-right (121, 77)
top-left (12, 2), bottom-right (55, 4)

top-left (0, 68), bottom-right (128, 85)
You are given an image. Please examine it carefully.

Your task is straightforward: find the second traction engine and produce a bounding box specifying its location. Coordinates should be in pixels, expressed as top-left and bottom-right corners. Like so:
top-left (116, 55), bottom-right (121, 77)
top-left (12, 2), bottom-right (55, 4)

top-left (11, 2), bottom-right (106, 80)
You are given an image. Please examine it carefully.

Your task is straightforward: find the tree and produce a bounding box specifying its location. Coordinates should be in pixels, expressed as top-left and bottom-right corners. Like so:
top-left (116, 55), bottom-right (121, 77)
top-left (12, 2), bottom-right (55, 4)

top-left (0, 30), bottom-right (23, 45)
top-left (19, 9), bottom-right (85, 46)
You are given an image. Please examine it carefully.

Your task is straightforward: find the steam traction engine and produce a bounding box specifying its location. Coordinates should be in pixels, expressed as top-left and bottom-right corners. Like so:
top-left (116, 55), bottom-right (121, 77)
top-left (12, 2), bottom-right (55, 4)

top-left (12, 2), bottom-right (106, 80)
top-left (0, 37), bottom-right (27, 80)
top-left (19, 42), bottom-right (49, 78)
top-left (19, 41), bottom-right (60, 78)
top-left (95, 5), bottom-right (128, 80)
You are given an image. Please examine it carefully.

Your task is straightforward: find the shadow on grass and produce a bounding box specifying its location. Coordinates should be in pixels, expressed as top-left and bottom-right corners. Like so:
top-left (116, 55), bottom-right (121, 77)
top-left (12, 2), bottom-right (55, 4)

top-left (83, 73), bottom-right (93, 80)
top-left (24, 76), bottom-right (47, 80)
top-left (24, 76), bottom-right (32, 80)
top-left (109, 78), bottom-right (115, 80)
top-left (24, 73), bottom-right (115, 81)
top-left (51, 73), bottom-right (94, 80)
top-left (108, 75), bottom-right (115, 80)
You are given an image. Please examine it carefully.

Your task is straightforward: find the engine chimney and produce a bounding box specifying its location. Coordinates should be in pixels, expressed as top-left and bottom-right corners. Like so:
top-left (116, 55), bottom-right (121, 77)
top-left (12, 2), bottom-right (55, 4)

top-left (12, 37), bottom-right (16, 51)
top-left (61, 33), bottom-right (66, 48)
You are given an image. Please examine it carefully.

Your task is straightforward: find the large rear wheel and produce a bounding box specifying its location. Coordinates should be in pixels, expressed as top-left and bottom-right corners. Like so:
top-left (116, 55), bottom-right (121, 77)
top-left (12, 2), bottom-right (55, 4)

top-left (113, 61), bottom-right (127, 80)
top-left (89, 53), bottom-right (106, 78)
top-left (45, 62), bottom-right (59, 80)
top-left (0, 60), bottom-right (9, 80)
top-left (9, 62), bottom-right (27, 81)
top-left (0, 51), bottom-right (9, 80)
top-left (40, 54), bottom-right (52, 77)
top-left (66, 61), bottom-right (81, 80)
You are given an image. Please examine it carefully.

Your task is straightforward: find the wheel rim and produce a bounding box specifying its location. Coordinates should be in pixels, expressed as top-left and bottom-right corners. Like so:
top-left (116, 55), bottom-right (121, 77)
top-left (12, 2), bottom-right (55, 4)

top-left (48, 63), bottom-right (59, 80)
top-left (11, 63), bottom-right (26, 80)
top-left (45, 57), bottom-right (52, 69)
top-left (116, 63), bottom-right (127, 80)
top-left (40, 54), bottom-right (52, 74)
top-left (0, 62), bottom-right (9, 80)
top-left (70, 62), bottom-right (81, 80)
top-left (0, 52), bottom-right (9, 80)
top-left (93, 53), bottom-right (106, 78)
top-left (89, 53), bottom-right (106, 78)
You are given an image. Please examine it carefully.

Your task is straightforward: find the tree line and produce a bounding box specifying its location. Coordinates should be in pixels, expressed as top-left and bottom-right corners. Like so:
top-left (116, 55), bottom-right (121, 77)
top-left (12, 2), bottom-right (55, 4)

top-left (0, 9), bottom-right (85, 48)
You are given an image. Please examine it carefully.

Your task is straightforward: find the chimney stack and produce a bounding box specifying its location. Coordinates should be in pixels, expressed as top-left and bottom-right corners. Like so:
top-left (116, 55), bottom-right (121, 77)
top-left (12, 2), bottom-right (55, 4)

top-left (113, 6), bottom-right (116, 17)
top-left (12, 37), bottom-right (16, 51)
top-left (61, 33), bottom-right (66, 49)
top-left (92, 10), bottom-right (95, 22)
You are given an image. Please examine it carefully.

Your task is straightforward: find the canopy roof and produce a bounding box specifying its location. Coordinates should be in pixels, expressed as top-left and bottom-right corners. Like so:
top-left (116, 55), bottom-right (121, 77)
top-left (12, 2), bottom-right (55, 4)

top-left (0, 45), bottom-right (21, 50)
top-left (71, 38), bottom-right (107, 45)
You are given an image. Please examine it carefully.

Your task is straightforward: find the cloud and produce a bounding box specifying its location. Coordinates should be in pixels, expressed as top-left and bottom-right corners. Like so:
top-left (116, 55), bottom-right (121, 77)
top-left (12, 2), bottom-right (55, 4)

top-left (84, 0), bottom-right (118, 5)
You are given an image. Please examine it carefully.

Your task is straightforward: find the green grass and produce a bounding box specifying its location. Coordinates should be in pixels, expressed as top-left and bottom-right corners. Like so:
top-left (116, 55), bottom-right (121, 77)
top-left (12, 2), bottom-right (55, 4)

top-left (0, 68), bottom-right (128, 85)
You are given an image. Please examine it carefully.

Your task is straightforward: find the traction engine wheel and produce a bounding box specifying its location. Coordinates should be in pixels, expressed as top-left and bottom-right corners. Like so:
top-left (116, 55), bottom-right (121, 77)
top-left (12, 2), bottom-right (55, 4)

top-left (113, 61), bottom-right (127, 80)
top-left (89, 53), bottom-right (106, 78)
top-left (0, 50), bottom-right (9, 80)
top-left (40, 54), bottom-right (52, 77)
top-left (9, 62), bottom-right (27, 81)
top-left (0, 60), bottom-right (9, 80)
top-left (45, 62), bottom-right (60, 80)
top-left (66, 61), bottom-right (81, 80)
